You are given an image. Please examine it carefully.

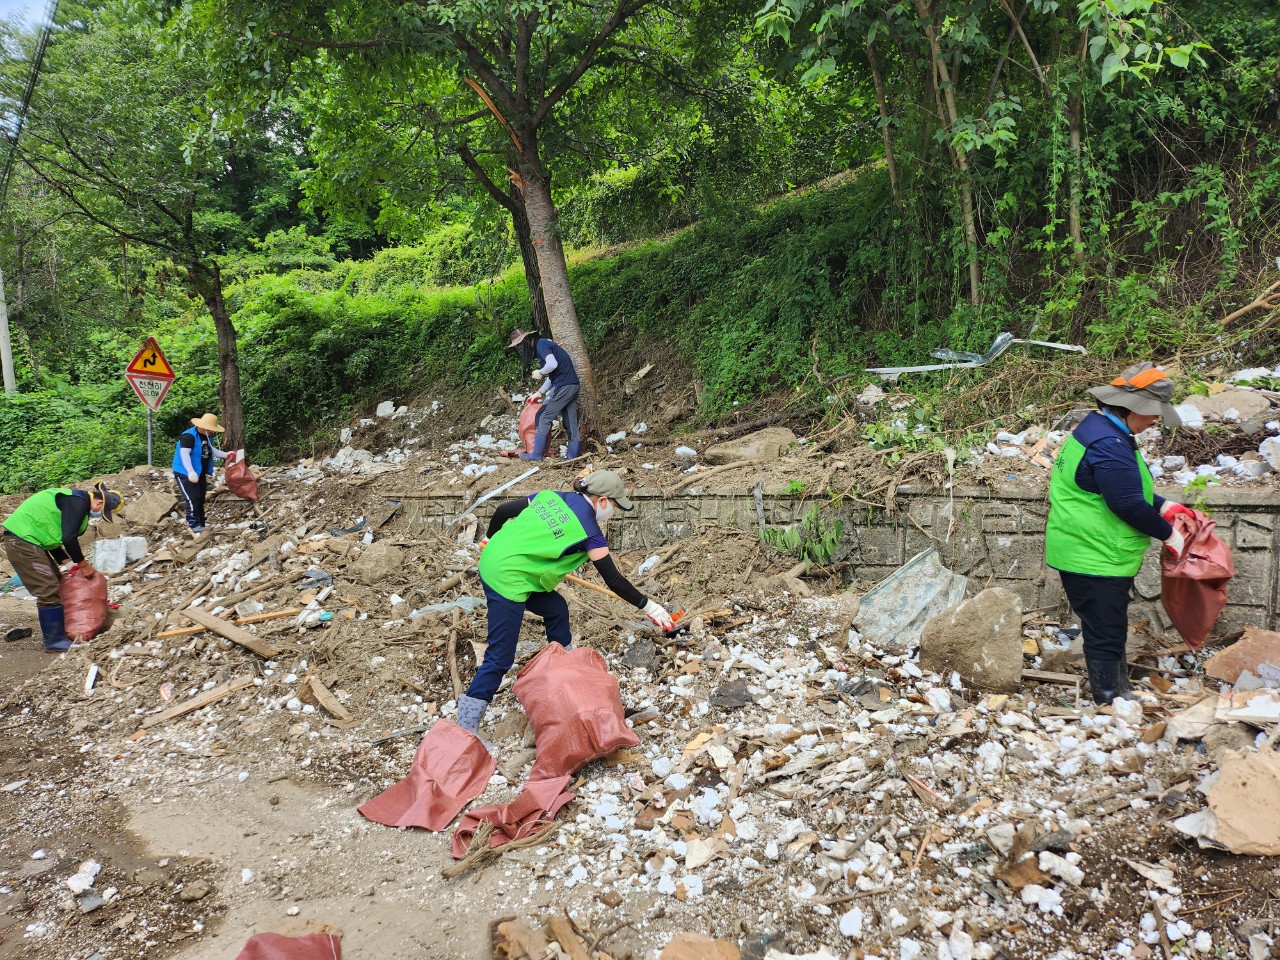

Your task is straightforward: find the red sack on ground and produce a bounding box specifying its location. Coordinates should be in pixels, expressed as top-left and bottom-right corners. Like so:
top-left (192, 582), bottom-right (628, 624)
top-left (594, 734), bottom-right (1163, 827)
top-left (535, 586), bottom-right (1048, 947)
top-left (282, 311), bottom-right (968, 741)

top-left (60, 570), bottom-right (109, 641)
top-left (1161, 509), bottom-right (1234, 650)
top-left (357, 720), bottom-right (494, 830)
top-left (235, 932), bottom-right (341, 960)
top-left (450, 775), bottom-right (574, 859)
top-left (518, 397), bottom-right (541, 454)
top-left (225, 449), bottom-right (261, 502)
top-left (514, 642), bottom-right (639, 781)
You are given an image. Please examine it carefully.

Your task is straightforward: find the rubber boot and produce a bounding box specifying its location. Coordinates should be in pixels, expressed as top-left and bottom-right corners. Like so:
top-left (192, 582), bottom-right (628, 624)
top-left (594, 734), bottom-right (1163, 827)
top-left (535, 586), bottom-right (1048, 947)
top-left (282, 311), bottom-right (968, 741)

top-left (38, 605), bottom-right (72, 653)
top-left (519, 431), bottom-right (549, 462)
top-left (1086, 658), bottom-right (1135, 706)
top-left (456, 694), bottom-right (491, 739)
top-left (562, 440), bottom-right (582, 461)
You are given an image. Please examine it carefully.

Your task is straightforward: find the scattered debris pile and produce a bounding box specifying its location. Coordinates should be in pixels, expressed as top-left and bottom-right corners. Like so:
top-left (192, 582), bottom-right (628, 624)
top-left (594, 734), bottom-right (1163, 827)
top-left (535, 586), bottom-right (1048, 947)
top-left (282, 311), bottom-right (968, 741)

top-left (1, 401), bottom-right (1279, 960)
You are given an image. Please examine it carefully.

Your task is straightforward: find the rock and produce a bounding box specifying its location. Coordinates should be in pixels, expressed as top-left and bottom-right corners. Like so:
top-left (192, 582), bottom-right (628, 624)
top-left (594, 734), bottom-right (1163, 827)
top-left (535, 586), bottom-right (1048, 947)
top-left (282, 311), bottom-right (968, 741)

top-left (375, 400), bottom-right (396, 417)
top-left (711, 679), bottom-right (754, 710)
top-left (125, 491), bottom-right (178, 526)
top-left (1173, 403), bottom-right (1204, 429)
top-left (1040, 630), bottom-right (1085, 672)
top-left (620, 638), bottom-right (656, 670)
top-left (704, 427), bottom-right (797, 465)
top-left (349, 541), bottom-right (405, 585)
top-left (920, 587), bottom-right (1023, 692)
top-left (986, 822), bottom-right (1016, 857)
top-left (177, 879), bottom-right (211, 902)
top-left (1260, 437), bottom-right (1280, 472)
top-left (1187, 389), bottom-right (1271, 423)
top-left (78, 892), bottom-right (107, 914)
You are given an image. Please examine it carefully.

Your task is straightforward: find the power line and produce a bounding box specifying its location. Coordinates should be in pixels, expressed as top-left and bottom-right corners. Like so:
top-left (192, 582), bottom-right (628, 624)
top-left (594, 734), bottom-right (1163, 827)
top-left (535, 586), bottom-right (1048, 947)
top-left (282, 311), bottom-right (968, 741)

top-left (0, 0), bottom-right (61, 205)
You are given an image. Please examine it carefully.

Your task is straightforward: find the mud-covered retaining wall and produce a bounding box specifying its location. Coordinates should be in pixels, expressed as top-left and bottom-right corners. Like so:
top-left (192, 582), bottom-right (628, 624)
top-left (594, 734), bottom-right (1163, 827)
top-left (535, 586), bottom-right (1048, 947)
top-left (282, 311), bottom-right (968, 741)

top-left (404, 483), bottom-right (1280, 634)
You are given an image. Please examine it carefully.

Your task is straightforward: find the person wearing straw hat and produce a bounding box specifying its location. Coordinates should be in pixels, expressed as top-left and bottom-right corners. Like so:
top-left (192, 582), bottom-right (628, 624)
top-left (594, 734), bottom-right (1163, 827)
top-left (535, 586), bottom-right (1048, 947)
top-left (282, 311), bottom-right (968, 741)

top-left (455, 469), bottom-right (674, 742)
top-left (1046, 362), bottom-right (1194, 705)
top-left (506, 327), bottom-right (582, 462)
top-left (172, 413), bottom-right (228, 533)
top-left (1, 481), bottom-right (124, 651)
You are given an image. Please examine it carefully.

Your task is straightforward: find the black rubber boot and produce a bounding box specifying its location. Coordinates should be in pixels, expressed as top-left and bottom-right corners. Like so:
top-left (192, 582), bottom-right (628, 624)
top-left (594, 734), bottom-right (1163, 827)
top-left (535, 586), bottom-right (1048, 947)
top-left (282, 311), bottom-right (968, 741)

top-left (1086, 658), bottom-right (1135, 706)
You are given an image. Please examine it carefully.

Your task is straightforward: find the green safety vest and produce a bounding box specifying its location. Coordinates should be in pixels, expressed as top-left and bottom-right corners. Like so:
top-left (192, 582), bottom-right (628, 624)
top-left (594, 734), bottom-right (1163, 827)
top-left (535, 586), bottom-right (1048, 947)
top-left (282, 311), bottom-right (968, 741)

top-left (1046, 435), bottom-right (1154, 576)
top-left (2, 487), bottom-right (85, 550)
top-left (479, 491), bottom-right (590, 602)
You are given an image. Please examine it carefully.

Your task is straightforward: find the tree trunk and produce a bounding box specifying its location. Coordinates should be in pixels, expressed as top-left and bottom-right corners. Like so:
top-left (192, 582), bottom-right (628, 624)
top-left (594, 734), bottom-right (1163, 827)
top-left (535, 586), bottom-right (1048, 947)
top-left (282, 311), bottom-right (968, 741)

top-left (190, 262), bottom-right (246, 451)
top-left (513, 138), bottom-right (601, 438)
top-left (511, 200), bottom-right (549, 334)
top-left (1068, 28), bottom-right (1089, 267)
top-left (917, 0), bottom-right (982, 306)
top-left (866, 43), bottom-right (901, 208)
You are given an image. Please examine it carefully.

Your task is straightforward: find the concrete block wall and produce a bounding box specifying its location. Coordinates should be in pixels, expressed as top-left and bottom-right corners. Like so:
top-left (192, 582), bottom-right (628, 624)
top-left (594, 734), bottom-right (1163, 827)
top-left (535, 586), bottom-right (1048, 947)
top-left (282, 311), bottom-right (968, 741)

top-left (402, 482), bottom-right (1280, 634)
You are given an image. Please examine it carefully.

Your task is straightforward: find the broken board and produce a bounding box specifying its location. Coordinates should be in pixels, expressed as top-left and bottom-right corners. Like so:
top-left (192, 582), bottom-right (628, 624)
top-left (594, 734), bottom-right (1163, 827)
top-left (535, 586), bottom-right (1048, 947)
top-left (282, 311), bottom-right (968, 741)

top-left (181, 607), bottom-right (282, 659)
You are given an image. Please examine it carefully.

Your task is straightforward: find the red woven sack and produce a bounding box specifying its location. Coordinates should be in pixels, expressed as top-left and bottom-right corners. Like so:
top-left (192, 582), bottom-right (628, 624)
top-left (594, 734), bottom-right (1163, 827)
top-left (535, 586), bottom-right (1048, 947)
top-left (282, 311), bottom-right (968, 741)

top-left (1161, 509), bottom-right (1234, 650)
top-left (235, 933), bottom-right (341, 960)
top-left (225, 450), bottom-right (260, 502)
top-left (450, 775), bottom-right (574, 859)
top-left (60, 570), bottom-right (109, 641)
top-left (514, 642), bottom-right (639, 781)
top-left (357, 719), bottom-right (494, 830)
top-left (518, 398), bottom-right (540, 454)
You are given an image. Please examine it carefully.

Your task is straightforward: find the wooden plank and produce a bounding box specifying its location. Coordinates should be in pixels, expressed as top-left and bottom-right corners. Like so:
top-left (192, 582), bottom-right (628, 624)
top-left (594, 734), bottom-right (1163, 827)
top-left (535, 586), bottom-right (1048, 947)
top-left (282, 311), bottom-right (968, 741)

top-left (545, 916), bottom-right (592, 960)
top-left (135, 674), bottom-right (255, 733)
top-left (181, 607), bottom-right (282, 659)
top-left (300, 674), bottom-right (354, 723)
top-left (156, 608), bottom-right (301, 641)
top-left (1022, 668), bottom-right (1080, 686)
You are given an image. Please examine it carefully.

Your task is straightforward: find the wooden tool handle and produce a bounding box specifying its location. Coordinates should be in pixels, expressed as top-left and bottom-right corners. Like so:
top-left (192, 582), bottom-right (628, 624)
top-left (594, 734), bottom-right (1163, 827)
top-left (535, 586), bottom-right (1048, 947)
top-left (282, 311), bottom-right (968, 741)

top-left (562, 572), bottom-right (620, 601)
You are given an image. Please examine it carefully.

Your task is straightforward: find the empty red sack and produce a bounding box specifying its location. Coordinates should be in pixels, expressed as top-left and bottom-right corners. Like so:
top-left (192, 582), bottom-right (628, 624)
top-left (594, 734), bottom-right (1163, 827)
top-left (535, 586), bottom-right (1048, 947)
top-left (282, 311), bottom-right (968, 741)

top-left (514, 642), bottom-right (639, 781)
top-left (235, 932), bottom-right (341, 960)
top-left (225, 450), bottom-right (261, 502)
top-left (61, 570), bottom-right (109, 640)
top-left (357, 720), bottom-right (494, 830)
top-left (451, 775), bottom-right (574, 859)
top-left (1161, 510), bottom-right (1234, 650)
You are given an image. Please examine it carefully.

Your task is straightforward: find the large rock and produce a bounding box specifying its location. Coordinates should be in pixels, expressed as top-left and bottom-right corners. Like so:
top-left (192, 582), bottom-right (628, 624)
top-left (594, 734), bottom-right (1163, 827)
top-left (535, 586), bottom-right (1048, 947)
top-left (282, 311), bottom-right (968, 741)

top-left (1186, 389), bottom-right (1271, 423)
top-left (126, 491), bottom-right (178, 526)
top-left (349, 541), bottom-right (404, 585)
top-left (704, 427), bottom-right (797, 465)
top-left (920, 587), bottom-right (1023, 692)
top-left (91, 536), bottom-right (149, 575)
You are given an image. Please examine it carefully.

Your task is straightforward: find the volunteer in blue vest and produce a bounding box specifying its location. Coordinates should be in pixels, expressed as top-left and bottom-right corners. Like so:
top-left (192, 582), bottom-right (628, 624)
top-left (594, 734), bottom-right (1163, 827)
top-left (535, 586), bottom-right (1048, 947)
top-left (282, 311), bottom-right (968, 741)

top-left (506, 327), bottom-right (582, 461)
top-left (456, 469), bottom-right (674, 740)
top-left (1045, 363), bottom-right (1193, 705)
top-left (1, 482), bottom-right (124, 651)
top-left (173, 413), bottom-right (228, 534)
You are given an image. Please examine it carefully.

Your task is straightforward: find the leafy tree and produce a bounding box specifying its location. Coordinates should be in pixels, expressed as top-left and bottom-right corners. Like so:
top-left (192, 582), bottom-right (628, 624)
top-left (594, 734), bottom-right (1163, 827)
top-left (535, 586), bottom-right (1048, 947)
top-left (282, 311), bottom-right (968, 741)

top-left (182, 0), bottom-right (755, 434)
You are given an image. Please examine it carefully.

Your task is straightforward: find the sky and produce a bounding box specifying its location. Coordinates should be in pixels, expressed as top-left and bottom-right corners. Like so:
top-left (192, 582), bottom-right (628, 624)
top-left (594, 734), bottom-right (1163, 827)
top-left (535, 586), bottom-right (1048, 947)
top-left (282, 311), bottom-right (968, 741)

top-left (0, 0), bottom-right (45, 24)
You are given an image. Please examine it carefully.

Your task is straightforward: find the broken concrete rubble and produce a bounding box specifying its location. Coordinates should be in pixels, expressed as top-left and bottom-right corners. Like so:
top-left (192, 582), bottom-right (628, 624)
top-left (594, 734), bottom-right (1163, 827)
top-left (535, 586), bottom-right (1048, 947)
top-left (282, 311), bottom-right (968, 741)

top-left (704, 427), bottom-right (798, 465)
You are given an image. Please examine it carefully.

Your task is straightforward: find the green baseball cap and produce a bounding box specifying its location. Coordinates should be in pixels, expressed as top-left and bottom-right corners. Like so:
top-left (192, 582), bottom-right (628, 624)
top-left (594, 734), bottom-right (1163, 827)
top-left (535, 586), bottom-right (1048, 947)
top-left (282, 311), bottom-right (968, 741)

top-left (581, 470), bottom-right (634, 511)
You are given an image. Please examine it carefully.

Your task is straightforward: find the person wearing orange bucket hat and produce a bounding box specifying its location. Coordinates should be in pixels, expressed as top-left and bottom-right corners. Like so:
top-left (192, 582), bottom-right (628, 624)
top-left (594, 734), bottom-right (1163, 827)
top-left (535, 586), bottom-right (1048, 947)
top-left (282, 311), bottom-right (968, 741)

top-left (172, 413), bottom-right (229, 534)
top-left (1, 481), bottom-right (124, 652)
top-left (1046, 362), bottom-right (1194, 705)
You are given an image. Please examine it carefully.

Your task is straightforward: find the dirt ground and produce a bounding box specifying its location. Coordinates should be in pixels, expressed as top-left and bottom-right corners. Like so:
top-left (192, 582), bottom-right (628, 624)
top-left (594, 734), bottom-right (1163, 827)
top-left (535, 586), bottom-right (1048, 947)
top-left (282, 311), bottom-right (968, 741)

top-left (3, 402), bottom-right (1280, 960)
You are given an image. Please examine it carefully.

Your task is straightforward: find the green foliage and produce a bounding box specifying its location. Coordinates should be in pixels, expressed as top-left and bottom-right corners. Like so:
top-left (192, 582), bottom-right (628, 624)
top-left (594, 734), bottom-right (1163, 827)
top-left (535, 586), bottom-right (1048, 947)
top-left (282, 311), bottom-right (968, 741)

top-left (760, 504), bottom-right (845, 567)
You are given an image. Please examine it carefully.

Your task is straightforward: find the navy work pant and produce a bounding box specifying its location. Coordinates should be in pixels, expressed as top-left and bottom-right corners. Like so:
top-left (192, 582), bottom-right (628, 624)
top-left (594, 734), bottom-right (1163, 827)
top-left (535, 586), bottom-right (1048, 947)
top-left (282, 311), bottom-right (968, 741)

top-left (466, 576), bottom-right (571, 703)
top-left (175, 472), bottom-right (208, 529)
top-left (1058, 570), bottom-right (1133, 662)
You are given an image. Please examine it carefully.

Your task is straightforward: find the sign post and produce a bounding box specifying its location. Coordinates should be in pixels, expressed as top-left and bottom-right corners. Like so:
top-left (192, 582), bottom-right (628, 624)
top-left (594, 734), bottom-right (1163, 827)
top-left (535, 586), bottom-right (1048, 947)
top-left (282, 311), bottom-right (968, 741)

top-left (125, 337), bottom-right (176, 465)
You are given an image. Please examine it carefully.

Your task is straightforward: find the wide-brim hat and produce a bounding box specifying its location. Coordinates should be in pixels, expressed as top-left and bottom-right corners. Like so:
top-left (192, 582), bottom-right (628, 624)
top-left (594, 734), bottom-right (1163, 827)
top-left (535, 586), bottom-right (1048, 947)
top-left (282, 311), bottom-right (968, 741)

top-left (1088, 363), bottom-right (1181, 426)
top-left (191, 413), bottom-right (225, 433)
top-left (506, 328), bottom-right (534, 351)
top-left (581, 470), bottom-right (634, 511)
top-left (93, 481), bottom-right (124, 523)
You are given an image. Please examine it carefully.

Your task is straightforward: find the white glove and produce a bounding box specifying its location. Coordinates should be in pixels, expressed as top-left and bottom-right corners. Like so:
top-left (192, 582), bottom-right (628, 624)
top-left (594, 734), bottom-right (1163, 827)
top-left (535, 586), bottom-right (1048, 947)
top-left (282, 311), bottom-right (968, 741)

top-left (187, 471), bottom-right (199, 483)
top-left (1164, 528), bottom-right (1186, 557)
top-left (642, 599), bottom-right (674, 632)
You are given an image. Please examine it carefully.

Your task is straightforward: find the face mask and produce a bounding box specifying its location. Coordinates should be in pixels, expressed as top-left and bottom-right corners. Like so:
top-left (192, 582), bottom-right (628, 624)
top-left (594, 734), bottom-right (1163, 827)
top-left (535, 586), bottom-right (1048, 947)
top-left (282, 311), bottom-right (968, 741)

top-left (90, 510), bottom-right (102, 520)
top-left (594, 499), bottom-right (614, 523)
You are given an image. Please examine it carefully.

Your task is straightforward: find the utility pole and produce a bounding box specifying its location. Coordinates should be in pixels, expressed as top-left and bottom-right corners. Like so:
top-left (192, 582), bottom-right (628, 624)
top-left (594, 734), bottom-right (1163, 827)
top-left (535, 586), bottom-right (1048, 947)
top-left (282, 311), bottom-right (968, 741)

top-left (0, 267), bottom-right (14, 395)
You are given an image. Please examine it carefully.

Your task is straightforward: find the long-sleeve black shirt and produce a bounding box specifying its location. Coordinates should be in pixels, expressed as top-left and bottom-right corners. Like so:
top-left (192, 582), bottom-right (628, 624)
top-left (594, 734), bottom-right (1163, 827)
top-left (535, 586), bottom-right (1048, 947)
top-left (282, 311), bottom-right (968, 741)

top-left (50, 490), bottom-right (92, 564)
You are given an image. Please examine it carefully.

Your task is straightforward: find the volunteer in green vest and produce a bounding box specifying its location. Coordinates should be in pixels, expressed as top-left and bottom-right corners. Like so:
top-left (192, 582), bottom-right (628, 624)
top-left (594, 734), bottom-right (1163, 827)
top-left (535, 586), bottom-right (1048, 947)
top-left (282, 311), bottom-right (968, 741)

top-left (457, 469), bottom-right (674, 740)
top-left (1, 482), bottom-right (124, 652)
top-left (1045, 363), bottom-right (1191, 705)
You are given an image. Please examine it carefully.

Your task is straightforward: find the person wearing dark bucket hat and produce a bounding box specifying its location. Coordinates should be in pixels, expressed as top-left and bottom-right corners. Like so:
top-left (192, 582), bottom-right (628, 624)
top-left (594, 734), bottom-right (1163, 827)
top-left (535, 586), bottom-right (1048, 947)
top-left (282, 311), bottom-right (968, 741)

top-left (453, 470), bottom-right (669, 744)
top-left (1046, 362), bottom-right (1193, 705)
top-left (505, 327), bottom-right (583, 461)
top-left (1, 481), bottom-right (124, 652)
